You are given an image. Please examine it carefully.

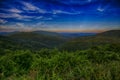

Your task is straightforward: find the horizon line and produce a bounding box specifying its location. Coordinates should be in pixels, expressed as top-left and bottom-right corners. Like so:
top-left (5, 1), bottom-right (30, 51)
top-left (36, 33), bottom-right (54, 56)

top-left (0, 29), bottom-right (119, 33)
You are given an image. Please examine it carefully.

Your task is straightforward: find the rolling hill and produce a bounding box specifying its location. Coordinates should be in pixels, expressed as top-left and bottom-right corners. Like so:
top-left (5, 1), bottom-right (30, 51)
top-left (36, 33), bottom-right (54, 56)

top-left (0, 31), bottom-right (66, 51)
top-left (0, 30), bottom-right (120, 51)
top-left (60, 30), bottom-right (120, 51)
top-left (97, 30), bottom-right (120, 37)
top-left (0, 30), bottom-right (120, 80)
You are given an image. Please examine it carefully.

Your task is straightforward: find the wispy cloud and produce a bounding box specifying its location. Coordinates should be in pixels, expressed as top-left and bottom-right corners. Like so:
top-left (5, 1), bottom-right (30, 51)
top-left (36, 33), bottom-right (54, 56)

top-left (15, 23), bottom-right (25, 27)
top-left (21, 1), bottom-right (46, 13)
top-left (0, 13), bottom-right (34, 20)
top-left (44, 17), bottom-right (52, 20)
top-left (0, 12), bottom-right (52, 21)
top-left (97, 4), bottom-right (110, 12)
top-left (0, 22), bottom-right (54, 32)
top-left (0, 26), bottom-right (15, 32)
top-left (22, 1), bottom-right (39, 11)
top-left (0, 8), bottom-right (23, 13)
top-left (13, 23), bottom-right (33, 31)
top-left (97, 8), bottom-right (104, 12)
top-left (8, 8), bottom-right (23, 13)
top-left (30, 22), bottom-right (54, 31)
top-left (0, 19), bottom-right (8, 24)
top-left (35, 16), bottom-right (43, 19)
top-left (0, 23), bottom-right (32, 32)
top-left (52, 10), bottom-right (81, 15)
top-left (35, 16), bottom-right (53, 20)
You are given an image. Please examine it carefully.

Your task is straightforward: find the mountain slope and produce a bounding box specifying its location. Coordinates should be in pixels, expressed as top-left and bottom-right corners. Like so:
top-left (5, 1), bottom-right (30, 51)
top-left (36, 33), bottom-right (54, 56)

top-left (98, 30), bottom-right (120, 37)
top-left (7, 31), bottom-right (65, 49)
top-left (0, 31), bottom-right (66, 51)
top-left (33, 30), bottom-right (62, 37)
top-left (1, 30), bottom-right (120, 51)
top-left (60, 30), bottom-right (120, 51)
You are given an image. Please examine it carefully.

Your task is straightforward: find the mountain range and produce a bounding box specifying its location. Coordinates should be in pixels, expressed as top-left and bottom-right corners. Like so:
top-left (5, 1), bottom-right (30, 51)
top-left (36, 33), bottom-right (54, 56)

top-left (0, 30), bottom-right (120, 51)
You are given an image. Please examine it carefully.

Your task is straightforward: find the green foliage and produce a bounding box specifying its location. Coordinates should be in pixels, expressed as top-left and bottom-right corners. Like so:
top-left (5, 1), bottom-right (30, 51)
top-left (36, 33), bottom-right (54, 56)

top-left (0, 30), bottom-right (120, 80)
top-left (0, 45), bottom-right (120, 80)
top-left (0, 50), bottom-right (34, 79)
top-left (0, 57), bottom-right (16, 77)
top-left (13, 50), bottom-right (34, 71)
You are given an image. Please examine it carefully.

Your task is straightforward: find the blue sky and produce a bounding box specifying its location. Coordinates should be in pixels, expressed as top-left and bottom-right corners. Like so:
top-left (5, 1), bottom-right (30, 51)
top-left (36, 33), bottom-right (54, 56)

top-left (0, 0), bottom-right (120, 32)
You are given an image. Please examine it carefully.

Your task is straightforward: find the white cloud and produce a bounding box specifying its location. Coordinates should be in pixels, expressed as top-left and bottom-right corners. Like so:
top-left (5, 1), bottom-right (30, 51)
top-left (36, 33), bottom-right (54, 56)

top-left (8, 8), bottom-right (22, 13)
top-left (0, 26), bottom-right (15, 32)
top-left (15, 23), bottom-right (25, 27)
top-left (0, 19), bottom-right (8, 24)
top-left (33, 22), bottom-right (44, 27)
top-left (0, 12), bottom-right (52, 21)
top-left (5, 22), bottom-right (44, 31)
top-left (28, 22), bottom-right (54, 30)
top-left (35, 16), bottom-right (43, 19)
top-left (97, 8), bottom-right (104, 12)
top-left (45, 17), bottom-right (52, 20)
top-left (1, 8), bottom-right (23, 13)
top-left (0, 22), bottom-right (55, 32)
top-left (52, 10), bottom-right (81, 15)
top-left (35, 16), bottom-right (52, 20)
top-left (53, 10), bottom-right (70, 14)
top-left (21, 1), bottom-right (46, 13)
top-left (8, 23), bottom-right (33, 31)
top-left (0, 13), bottom-right (34, 20)
top-left (97, 4), bottom-right (110, 12)
top-left (22, 1), bottom-right (39, 11)
top-left (13, 14), bottom-right (34, 20)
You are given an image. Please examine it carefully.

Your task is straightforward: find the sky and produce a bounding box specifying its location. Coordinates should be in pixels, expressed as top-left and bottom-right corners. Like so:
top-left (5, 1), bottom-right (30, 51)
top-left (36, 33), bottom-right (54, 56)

top-left (0, 0), bottom-right (120, 32)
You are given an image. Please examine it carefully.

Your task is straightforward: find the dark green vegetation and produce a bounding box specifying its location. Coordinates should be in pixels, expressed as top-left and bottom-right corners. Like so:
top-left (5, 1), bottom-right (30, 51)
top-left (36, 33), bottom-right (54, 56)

top-left (0, 31), bottom-right (65, 51)
top-left (0, 30), bottom-right (120, 80)
top-left (61, 30), bottom-right (120, 51)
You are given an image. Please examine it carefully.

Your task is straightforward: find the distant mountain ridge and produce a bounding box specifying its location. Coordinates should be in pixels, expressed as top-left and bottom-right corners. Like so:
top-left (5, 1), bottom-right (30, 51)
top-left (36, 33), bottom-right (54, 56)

top-left (0, 30), bottom-right (66, 50)
top-left (33, 30), bottom-right (62, 37)
top-left (0, 30), bottom-right (97, 38)
top-left (0, 30), bottom-right (120, 38)
top-left (0, 30), bottom-right (120, 51)
top-left (0, 30), bottom-right (61, 37)
top-left (98, 30), bottom-right (120, 37)
top-left (60, 30), bottom-right (120, 51)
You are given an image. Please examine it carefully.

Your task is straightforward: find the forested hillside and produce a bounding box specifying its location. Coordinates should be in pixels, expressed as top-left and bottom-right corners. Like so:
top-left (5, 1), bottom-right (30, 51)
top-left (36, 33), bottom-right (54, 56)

top-left (60, 30), bottom-right (120, 51)
top-left (0, 30), bottom-right (120, 80)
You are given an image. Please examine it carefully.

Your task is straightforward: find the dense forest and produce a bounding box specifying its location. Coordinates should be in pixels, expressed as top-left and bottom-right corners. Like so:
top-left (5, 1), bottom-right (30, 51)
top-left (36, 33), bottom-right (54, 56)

top-left (0, 30), bottom-right (120, 80)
